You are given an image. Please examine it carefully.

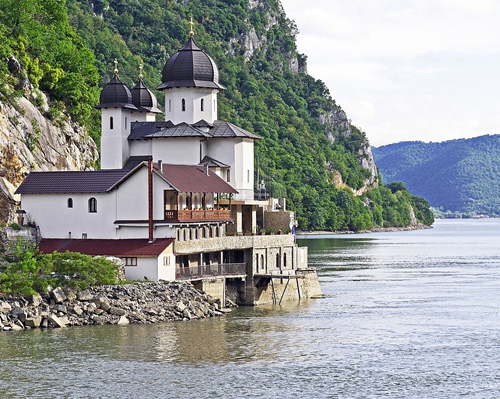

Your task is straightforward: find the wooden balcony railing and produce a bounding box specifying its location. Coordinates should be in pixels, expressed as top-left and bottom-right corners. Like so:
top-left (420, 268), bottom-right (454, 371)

top-left (176, 263), bottom-right (246, 280)
top-left (165, 209), bottom-right (232, 221)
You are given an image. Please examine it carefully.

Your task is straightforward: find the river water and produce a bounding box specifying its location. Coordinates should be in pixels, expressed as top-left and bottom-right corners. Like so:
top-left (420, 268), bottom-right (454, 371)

top-left (1, 219), bottom-right (500, 398)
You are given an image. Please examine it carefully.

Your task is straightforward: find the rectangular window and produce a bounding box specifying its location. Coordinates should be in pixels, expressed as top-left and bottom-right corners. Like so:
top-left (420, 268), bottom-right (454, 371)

top-left (163, 256), bottom-right (170, 266)
top-left (121, 257), bottom-right (137, 266)
top-left (82, 233), bottom-right (87, 239)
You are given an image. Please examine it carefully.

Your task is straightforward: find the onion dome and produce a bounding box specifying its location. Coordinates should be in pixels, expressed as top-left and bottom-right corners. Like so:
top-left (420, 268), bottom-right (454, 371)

top-left (157, 37), bottom-right (225, 91)
top-left (96, 60), bottom-right (137, 110)
top-left (131, 66), bottom-right (162, 113)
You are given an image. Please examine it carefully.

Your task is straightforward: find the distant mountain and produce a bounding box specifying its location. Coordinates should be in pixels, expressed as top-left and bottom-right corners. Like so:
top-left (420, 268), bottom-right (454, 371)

top-left (372, 135), bottom-right (500, 216)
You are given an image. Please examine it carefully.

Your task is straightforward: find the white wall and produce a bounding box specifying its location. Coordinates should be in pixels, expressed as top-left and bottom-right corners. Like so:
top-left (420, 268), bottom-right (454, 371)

top-left (206, 138), bottom-right (254, 200)
top-left (22, 192), bottom-right (118, 239)
top-left (101, 108), bottom-right (132, 169)
top-left (152, 138), bottom-right (202, 165)
top-left (164, 88), bottom-right (217, 124)
top-left (124, 250), bottom-right (175, 281)
top-left (130, 112), bottom-right (157, 122)
top-left (129, 140), bottom-right (152, 157)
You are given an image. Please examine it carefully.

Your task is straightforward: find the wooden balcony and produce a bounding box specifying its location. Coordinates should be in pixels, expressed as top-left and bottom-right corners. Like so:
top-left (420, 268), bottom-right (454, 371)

top-left (164, 209), bottom-right (232, 222)
top-left (176, 263), bottom-right (246, 280)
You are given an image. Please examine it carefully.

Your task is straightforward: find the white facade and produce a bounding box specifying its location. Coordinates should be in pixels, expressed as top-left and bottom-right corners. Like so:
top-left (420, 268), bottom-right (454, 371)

top-left (22, 167), bottom-right (179, 240)
top-left (151, 138), bottom-right (204, 165)
top-left (164, 88), bottom-right (218, 124)
top-left (206, 138), bottom-right (254, 200)
top-left (130, 112), bottom-right (156, 122)
top-left (101, 107), bottom-right (133, 169)
top-left (124, 251), bottom-right (175, 281)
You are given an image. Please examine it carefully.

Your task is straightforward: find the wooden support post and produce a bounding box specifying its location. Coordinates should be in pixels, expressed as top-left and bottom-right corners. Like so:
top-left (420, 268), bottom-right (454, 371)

top-left (296, 276), bottom-right (301, 300)
top-left (279, 276), bottom-right (291, 306)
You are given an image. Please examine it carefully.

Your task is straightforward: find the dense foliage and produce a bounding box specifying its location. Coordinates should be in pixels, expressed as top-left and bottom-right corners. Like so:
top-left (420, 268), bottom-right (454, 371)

top-left (0, 0), bottom-right (100, 141)
top-left (373, 135), bottom-right (500, 216)
top-left (0, 238), bottom-right (120, 295)
top-left (0, 0), bottom-right (433, 230)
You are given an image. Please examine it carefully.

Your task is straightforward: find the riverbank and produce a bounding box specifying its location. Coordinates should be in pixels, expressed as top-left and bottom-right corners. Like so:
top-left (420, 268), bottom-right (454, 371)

top-left (0, 282), bottom-right (231, 332)
top-left (297, 224), bottom-right (432, 235)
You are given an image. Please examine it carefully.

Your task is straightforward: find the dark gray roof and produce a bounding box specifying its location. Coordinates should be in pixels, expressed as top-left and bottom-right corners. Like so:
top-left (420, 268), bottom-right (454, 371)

top-left (193, 119), bottom-right (214, 128)
top-left (157, 38), bottom-right (225, 91)
top-left (131, 79), bottom-right (162, 113)
top-left (129, 121), bottom-right (174, 140)
top-left (123, 156), bottom-right (151, 170)
top-left (96, 75), bottom-right (137, 110)
top-left (210, 121), bottom-right (261, 139)
top-left (15, 170), bottom-right (130, 194)
top-left (129, 120), bottom-right (260, 141)
top-left (199, 156), bottom-right (229, 168)
top-left (146, 123), bottom-right (210, 138)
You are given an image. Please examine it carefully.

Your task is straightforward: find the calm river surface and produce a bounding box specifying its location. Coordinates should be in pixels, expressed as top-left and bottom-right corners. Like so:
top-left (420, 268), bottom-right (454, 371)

top-left (1, 219), bottom-right (500, 398)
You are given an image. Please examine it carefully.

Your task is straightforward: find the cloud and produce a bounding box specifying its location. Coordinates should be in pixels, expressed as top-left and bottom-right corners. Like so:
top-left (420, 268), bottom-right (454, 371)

top-left (280, 0), bottom-right (500, 145)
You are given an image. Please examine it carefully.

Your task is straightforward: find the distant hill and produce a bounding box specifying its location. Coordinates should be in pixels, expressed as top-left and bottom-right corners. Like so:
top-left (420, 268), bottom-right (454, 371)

top-left (372, 135), bottom-right (500, 216)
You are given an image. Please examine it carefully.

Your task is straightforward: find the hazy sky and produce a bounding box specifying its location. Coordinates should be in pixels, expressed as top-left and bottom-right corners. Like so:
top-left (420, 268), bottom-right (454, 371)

top-left (280, 0), bottom-right (500, 146)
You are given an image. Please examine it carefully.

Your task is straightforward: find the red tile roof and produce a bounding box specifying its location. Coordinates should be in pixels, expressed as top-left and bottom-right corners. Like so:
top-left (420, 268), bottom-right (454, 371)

top-left (154, 163), bottom-right (237, 193)
top-left (39, 238), bottom-right (174, 257)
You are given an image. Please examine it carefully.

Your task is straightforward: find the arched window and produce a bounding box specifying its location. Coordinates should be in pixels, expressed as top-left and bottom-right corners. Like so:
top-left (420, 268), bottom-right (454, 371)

top-left (284, 253), bottom-right (287, 268)
top-left (201, 228), bottom-right (205, 239)
top-left (182, 99), bottom-right (186, 112)
top-left (186, 196), bottom-right (191, 209)
top-left (177, 229), bottom-right (181, 240)
top-left (255, 254), bottom-right (259, 270)
top-left (261, 255), bottom-right (264, 271)
top-left (184, 229), bottom-right (188, 241)
top-left (67, 198), bottom-right (73, 208)
top-left (88, 197), bottom-right (97, 213)
top-left (110, 116), bottom-right (114, 130)
top-left (276, 253), bottom-right (280, 269)
top-left (201, 98), bottom-right (204, 112)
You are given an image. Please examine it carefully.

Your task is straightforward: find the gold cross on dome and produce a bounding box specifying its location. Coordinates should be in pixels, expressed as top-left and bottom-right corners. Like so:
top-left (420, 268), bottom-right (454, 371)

top-left (189, 17), bottom-right (195, 37)
top-left (139, 64), bottom-right (143, 80)
top-left (113, 59), bottom-right (118, 75)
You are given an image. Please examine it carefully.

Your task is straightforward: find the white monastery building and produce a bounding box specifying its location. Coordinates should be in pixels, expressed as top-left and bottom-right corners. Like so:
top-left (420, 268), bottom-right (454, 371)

top-left (15, 28), bottom-right (319, 304)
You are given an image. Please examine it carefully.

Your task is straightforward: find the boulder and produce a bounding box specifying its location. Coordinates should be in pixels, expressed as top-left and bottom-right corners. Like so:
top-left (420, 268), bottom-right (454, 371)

top-left (73, 305), bottom-right (83, 316)
top-left (47, 314), bottom-right (67, 328)
top-left (52, 287), bottom-right (67, 303)
top-left (77, 290), bottom-right (93, 301)
top-left (0, 301), bottom-right (12, 313)
top-left (109, 307), bottom-right (126, 316)
top-left (24, 317), bottom-right (42, 328)
top-left (117, 316), bottom-right (129, 325)
top-left (53, 304), bottom-right (67, 313)
top-left (30, 294), bottom-right (42, 307)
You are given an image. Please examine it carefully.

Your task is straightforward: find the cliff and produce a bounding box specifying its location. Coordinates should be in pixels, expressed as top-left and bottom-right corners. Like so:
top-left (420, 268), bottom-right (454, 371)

top-left (0, 61), bottom-right (98, 224)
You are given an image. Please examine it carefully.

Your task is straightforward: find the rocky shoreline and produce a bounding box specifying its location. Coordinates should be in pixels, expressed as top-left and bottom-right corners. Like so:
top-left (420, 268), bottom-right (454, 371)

top-left (0, 282), bottom-right (233, 332)
top-left (297, 224), bottom-right (432, 236)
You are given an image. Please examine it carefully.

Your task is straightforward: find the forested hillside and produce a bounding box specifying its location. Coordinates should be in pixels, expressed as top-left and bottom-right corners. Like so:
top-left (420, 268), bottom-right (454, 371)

top-left (373, 135), bottom-right (500, 216)
top-left (0, 0), bottom-right (433, 229)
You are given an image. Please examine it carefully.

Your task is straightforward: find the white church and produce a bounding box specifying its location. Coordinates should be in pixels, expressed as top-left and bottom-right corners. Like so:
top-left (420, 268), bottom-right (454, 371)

top-left (15, 28), bottom-right (313, 303)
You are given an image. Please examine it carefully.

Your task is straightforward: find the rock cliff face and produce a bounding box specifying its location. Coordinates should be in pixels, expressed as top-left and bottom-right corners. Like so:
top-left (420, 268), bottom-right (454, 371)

top-left (320, 108), bottom-right (378, 194)
top-left (0, 88), bottom-right (99, 224)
